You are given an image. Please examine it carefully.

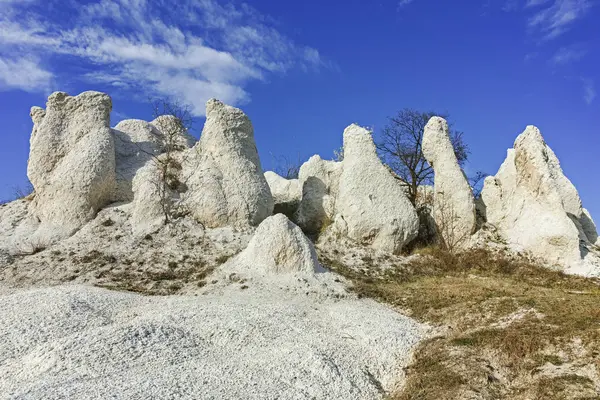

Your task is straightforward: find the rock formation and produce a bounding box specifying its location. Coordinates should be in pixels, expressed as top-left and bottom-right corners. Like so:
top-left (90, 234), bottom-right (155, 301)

top-left (294, 155), bottom-right (342, 233)
top-left (334, 124), bottom-right (419, 253)
top-left (150, 115), bottom-right (196, 150)
top-left (27, 91), bottom-right (116, 243)
top-left (180, 99), bottom-right (273, 228)
top-left (112, 120), bottom-right (163, 202)
top-left (130, 100), bottom-right (273, 234)
top-left (264, 171), bottom-right (301, 218)
top-left (235, 214), bottom-right (320, 274)
top-left (580, 209), bottom-right (599, 247)
top-left (481, 126), bottom-right (599, 272)
top-left (112, 118), bottom-right (195, 202)
top-left (422, 117), bottom-right (476, 247)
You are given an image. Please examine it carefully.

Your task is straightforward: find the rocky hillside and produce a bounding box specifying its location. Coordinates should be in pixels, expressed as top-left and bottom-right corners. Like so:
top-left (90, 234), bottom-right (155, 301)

top-left (1, 91), bottom-right (599, 399)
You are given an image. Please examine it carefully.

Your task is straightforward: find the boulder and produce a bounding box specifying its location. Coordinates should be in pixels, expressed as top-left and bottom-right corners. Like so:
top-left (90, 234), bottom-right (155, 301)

top-left (180, 99), bottom-right (273, 228)
top-left (422, 117), bottom-right (476, 247)
top-left (264, 171), bottom-right (301, 218)
top-left (334, 124), bottom-right (419, 253)
top-left (235, 214), bottom-right (320, 274)
top-left (481, 126), bottom-right (599, 273)
top-left (27, 91), bottom-right (116, 243)
top-left (294, 155), bottom-right (342, 233)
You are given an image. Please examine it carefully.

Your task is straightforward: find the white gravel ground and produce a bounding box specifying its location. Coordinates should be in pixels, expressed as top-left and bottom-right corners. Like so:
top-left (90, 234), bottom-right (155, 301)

top-left (0, 276), bottom-right (426, 400)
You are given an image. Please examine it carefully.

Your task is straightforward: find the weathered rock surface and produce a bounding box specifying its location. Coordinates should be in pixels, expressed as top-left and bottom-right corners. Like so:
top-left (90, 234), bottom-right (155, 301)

top-left (580, 209), bottom-right (599, 247)
top-left (113, 117), bottom-right (196, 203)
top-left (235, 214), bottom-right (320, 274)
top-left (334, 124), bottom-right (419, 253)
top-left (112, 120), bottom-right (163, 202)
top-left (130, 159), bottom-right (169, 236)
top-left (294, 155), bottom-right (342, 233)
top-left (181, 99), bottom-right (273, 228)
top-left (422, 117), bottom-right (476, 247)
top-left (481, 126), bottom-right (599, 275)
top-left (0, 199), bottom-right (32, 253)
top-left (264, 171), bottom-right (301, 218)
top-left (150, 115), bottom-right (196, 150)
top-left (27, 91), bottom-right (116, 243)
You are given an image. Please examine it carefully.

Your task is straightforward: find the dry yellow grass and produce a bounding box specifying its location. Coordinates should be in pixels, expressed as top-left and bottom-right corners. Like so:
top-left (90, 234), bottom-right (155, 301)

top-left (321, 247), bottom-right (600, 400)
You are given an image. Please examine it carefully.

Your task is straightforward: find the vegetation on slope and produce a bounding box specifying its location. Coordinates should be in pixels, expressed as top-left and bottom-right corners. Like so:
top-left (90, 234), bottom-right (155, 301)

top-left (321, 247), bottom-right (600, 400)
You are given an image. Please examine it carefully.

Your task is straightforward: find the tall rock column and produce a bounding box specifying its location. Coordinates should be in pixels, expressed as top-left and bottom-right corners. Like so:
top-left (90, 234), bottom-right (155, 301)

top-left (181, 99), bottom-right (273, 228)
top-left (334, 124), bottom-right (419, 253)
top-left (422, 117), bottom-right (476, 248)
top-left (481, 126), bottom-right (599, 274)
top-left (27, 91), bottom-right (116, 242)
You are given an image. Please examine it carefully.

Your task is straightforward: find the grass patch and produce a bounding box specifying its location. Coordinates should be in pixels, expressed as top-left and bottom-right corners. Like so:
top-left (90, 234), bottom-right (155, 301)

top-left (97, 256), bottom-right (214, 295)
top-left (321, 247), bottom-right (600, 399)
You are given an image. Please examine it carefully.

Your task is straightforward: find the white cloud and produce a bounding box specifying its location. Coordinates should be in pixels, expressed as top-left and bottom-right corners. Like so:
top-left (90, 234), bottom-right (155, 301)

top-left (582, 78), bottom-right (596, 104)
top-left (550, 44), bottom-right (587, 65)
top-left (0, 57), bottom-right (53, 92)
top-left (528, 0), bottom-right (592, 39)
top-left (0, 0), bottom-right (326, 116)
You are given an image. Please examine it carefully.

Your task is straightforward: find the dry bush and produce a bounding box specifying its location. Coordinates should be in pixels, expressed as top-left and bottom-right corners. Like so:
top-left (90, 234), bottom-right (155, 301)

top-left (432, 194), bottom-right (471, 254)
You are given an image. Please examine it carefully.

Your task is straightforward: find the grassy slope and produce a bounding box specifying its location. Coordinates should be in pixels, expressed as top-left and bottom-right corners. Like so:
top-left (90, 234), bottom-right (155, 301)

top-left (321, 247), bottom-right (600, 400)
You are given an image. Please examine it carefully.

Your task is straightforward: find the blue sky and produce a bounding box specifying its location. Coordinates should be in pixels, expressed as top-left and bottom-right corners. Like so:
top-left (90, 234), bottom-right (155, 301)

top-left (1, 0), bottom-right (599, 217)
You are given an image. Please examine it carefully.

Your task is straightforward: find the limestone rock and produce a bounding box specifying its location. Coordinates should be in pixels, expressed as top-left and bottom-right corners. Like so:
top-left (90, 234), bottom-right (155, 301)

top-left (481, 126), bottom-right (599, 274)
top-left (181, 99), bottom-right (273, 228)
top-left (112, 118), bottom-right (195, 202)
top-left (0, 199), bottom-right (33, 254)
top-left (112, 120), bottom-right (163, 202)
top-left (264, 171), bottom-right (301, 218)
top-left (150, 115), bottom-right (197, 150)
top-left (131, 159), bottom-right (168, 236)
top-left (235, 214), bottom-right (320, 274)
top-left (334, 124), bottom-right (419, 253)
top-left (27, 91), bottom-right (116, 243)
top-left (295, 155), bottom-right (342, 233)
top-left (580, 209), bottom-right (599, 247)
top-left (422, 117), bottom-right (476, 247)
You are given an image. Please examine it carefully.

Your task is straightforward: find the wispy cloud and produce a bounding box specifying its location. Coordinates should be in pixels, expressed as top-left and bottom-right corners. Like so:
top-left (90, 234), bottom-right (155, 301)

top-left (503, 0), bottom-right (520, 12)
top-left (582, 78), bottom-right (596, 104)
top-left (398, 0), bottom-right (415, 9)
top-left (527, 0), bottom-right (592, 39)
top-left (550, 44), bottom-right (587, 65)
top-left (525, 0), bottom-right (552, 7)
top-left (0, 0), bottom-right (327, 116)
top-left (0, 56), bottom-right (52, 92)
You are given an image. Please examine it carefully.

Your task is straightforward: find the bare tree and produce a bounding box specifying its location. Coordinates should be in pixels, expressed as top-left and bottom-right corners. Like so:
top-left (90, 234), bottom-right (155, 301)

top-left (148, 98), bottom-right (194, 224)
top-left (271, 153), bottom-right (302, 179)
top-left (1, 181), bottom-right (34, 205)
top-left (376, 108), bottom-right (469, 205)
top-left (468, 171), bottom-right (487, 199)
